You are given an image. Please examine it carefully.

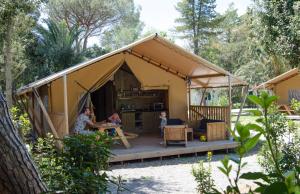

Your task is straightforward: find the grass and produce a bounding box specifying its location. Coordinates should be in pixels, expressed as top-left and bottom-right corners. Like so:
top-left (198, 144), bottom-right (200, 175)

top-left (232, 115), bottom-right (300, 129)
top-left (231, 115), bottom-right (259, 125)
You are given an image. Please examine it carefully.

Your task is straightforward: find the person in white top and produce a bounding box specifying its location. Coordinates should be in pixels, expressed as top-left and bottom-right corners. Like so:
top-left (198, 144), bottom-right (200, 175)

top-left (73, 107), bottom-right (95, 135)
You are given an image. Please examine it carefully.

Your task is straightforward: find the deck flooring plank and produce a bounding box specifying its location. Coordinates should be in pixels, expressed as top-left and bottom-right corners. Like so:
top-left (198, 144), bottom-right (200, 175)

top-left (109, 135), bottom-right (238, 162)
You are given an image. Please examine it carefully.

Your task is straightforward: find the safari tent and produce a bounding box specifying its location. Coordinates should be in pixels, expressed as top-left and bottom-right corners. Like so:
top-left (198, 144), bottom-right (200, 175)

top-left (16, 34), bottom-right (247, 162)
top-left (256, 68), bottom-right (300, 104)
top-left (255, 68), bottom-right (300, 115)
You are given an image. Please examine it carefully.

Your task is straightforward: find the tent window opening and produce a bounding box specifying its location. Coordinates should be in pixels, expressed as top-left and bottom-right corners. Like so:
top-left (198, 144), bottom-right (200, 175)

top-left (288, 89), bottom-right (300, 103)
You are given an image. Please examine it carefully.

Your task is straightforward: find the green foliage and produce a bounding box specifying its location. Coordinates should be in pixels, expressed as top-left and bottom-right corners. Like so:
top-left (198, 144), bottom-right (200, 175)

top-left (175, 0), bottom-right (222, 55)
top-left (291, 98), bottom-right (300, 114)
top-left (194, 92), bottom-right (300, 193)
top-left (0, 0), bottom-right (41, 89)
top-left (252, 0), bottom-right (300, 68)
top-left (32, 133), bottom-right (113, 193)
top-left (35, 19), bottom-right (83, 73)
top-left (32, 135), bottom-right (66, 190)
top-left (15, 0), bottom-right (144, 87)
top-left (84, 44), bottom-right (109, 59)
top-left (101, 0), bottom-right (144, 50)
top-left (192, 152), bottom-right (216, 193)
top-left (258, 110), bottom-right (300, 178)
top-left (10, 106), bottom-right (31, 140)
top-left (47, 0), bottom-right (143, 51)
top-left (200, 4), bottom-right (275, 85)
top-left (199, 1), bottom-right (298, 84)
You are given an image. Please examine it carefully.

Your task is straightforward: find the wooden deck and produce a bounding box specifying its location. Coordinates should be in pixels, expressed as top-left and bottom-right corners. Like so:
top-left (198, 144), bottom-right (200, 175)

top-left (109, 134), bottom-right (238, 163)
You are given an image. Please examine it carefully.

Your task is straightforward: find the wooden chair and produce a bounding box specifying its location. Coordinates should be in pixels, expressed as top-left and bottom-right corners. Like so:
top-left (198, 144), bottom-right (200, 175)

top-left (193, 119), bottom-right (227, 141)
top-left (206, 122), bottom-right (226, 141)
top-left (164, 125), bottom-right (187, 147)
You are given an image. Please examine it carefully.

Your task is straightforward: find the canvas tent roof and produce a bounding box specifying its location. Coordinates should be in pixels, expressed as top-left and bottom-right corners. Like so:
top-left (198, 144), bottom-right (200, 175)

top-left (17, 34), bottom-right (247, 95)
top-left (255, 68), bottom-right (299, 89)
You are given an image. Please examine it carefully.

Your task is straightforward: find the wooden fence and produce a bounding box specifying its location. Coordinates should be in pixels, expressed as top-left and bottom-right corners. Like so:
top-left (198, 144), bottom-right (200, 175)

top-left (189, 106), bottom-right (231, 127)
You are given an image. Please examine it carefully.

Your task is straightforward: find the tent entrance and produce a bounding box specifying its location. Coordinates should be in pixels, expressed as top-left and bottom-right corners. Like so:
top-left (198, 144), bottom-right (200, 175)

top-left (90, 63), bottom-right (168, 134)
top-left (91, 81), bottom-right (116, 122)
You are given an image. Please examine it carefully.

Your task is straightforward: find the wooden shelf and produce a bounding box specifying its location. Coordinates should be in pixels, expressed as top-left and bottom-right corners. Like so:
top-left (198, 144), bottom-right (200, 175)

top-left (118, 96), bottom-right (160, 100)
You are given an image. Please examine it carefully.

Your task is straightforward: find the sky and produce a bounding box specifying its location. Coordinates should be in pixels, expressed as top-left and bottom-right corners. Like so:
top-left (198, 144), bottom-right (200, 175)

top-left (88, 0), bottom-right (253, 47)
top-left (134, 0), bottom-right (252, 33)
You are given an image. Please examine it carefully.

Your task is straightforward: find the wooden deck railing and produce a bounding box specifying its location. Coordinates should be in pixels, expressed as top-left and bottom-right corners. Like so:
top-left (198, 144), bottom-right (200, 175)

top-left (189, 106), bottom-right (231, 127)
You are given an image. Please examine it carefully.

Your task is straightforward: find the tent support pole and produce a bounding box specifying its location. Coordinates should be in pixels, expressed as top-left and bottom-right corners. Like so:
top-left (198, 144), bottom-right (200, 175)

top-left (228, 76), bottom-right (232, 129)
top-left (187, 80), bottom-right (191, 121)
top-left (33, 88), bottom-right (63, 149)
top-left (235, 85), bottom-right (249, 130)
top-left (18, 95), bottom-right (43, 137)
top-left (32, 93), bottom-right (36, 133)
top-left (63, 75), bottom-right (69, 135)
top-left (200, 88), bottom-right (207, 106)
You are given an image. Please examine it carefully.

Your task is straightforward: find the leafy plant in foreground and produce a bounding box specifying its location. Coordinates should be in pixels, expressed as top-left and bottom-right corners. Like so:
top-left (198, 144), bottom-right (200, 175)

top-left (193, 92), bottom-right (300, 193)
top-left (32, 132), bottom-right (113, 193)
top-left (258, 108), bottom-right (300, 176)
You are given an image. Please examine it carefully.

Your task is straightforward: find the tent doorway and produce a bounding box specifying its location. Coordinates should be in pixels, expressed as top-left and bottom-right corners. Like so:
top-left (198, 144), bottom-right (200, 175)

top-left (91, 81), bottom-right (116, 122)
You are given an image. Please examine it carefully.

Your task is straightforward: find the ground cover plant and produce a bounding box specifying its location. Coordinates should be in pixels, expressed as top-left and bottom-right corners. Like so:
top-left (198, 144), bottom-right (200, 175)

top-left (192, 92), bottom-right (300, 193)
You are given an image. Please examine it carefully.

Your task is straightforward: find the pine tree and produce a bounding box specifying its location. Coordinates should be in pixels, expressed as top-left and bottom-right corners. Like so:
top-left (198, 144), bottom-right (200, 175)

top-left (175, 0), bottom-right (221, 55)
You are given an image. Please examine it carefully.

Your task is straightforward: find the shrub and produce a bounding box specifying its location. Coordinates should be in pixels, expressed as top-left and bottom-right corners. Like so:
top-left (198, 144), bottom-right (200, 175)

top-left (291, 98), bottom-right (300, 114)
top-left (10, 106), bottom-right (32, 141)
top-left (32, 132), bottom-right (113, 193)
top-left (32, 135), bottom-right (66, 191)
top-left (258, 111), bottom-right (300, 175)
top-left (192, 152), bottom-right (215, 193)
top-left (233, 102), bottom-right (241, 109)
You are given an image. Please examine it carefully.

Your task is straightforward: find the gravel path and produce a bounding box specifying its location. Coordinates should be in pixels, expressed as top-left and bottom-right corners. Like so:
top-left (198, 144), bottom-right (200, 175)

top-left (108, 151), bottom-right (262, 194)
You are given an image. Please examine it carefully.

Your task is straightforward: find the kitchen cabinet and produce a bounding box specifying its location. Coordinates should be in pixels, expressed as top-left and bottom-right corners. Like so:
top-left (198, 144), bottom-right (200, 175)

top-left (121, 112), bottom-right (135, 131)
top-left (142, 112), bottom-right (161, 131)
top-left (122, 111), bottom-right (163, 132)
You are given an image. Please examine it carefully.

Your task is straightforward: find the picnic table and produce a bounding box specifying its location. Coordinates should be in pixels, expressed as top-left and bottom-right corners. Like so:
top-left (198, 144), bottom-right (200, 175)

top-left (94, 123), bottom-right (137, 149)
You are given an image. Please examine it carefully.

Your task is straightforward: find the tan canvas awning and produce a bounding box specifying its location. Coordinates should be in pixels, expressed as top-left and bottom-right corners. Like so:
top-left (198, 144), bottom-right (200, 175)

top-left (255, 68), bottom-right (299, 90)
top-left (17, 34), bottom-right (247, 95)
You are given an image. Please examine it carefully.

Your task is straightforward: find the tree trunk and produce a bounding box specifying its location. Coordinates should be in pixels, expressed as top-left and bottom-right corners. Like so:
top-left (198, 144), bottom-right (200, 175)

top-left (83, 36), bottom-right (88, 52)
top-left (3, 17), bottom-right (14, 108)
top-left (0, 92), bottom-right (47, 194)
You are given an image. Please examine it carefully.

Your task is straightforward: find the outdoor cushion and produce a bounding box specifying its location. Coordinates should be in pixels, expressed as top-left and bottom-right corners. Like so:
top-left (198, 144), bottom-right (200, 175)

top-left (195, 119), bottom-right (224, 133)
top-left (167, 118), bottom-right (184, 125)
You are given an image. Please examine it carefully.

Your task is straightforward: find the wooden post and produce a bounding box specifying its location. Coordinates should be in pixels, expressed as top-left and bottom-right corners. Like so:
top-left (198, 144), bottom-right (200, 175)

top-left (63, 75), bottom-right (69, 135)
top-left (19, 95), bottom-right (43, 137)
top-left (228, 76), bottom-right (232, 129)
top-left (235, 85), bottom-right (249, 128)
top-left (187, 79), bottom-right (191, 121)
top-left (200, 88), bottom-right (207, 106)
top-left (32, 93), bottom-right (36, 133)
top-left (33, 88), bottom-right (63, 149)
